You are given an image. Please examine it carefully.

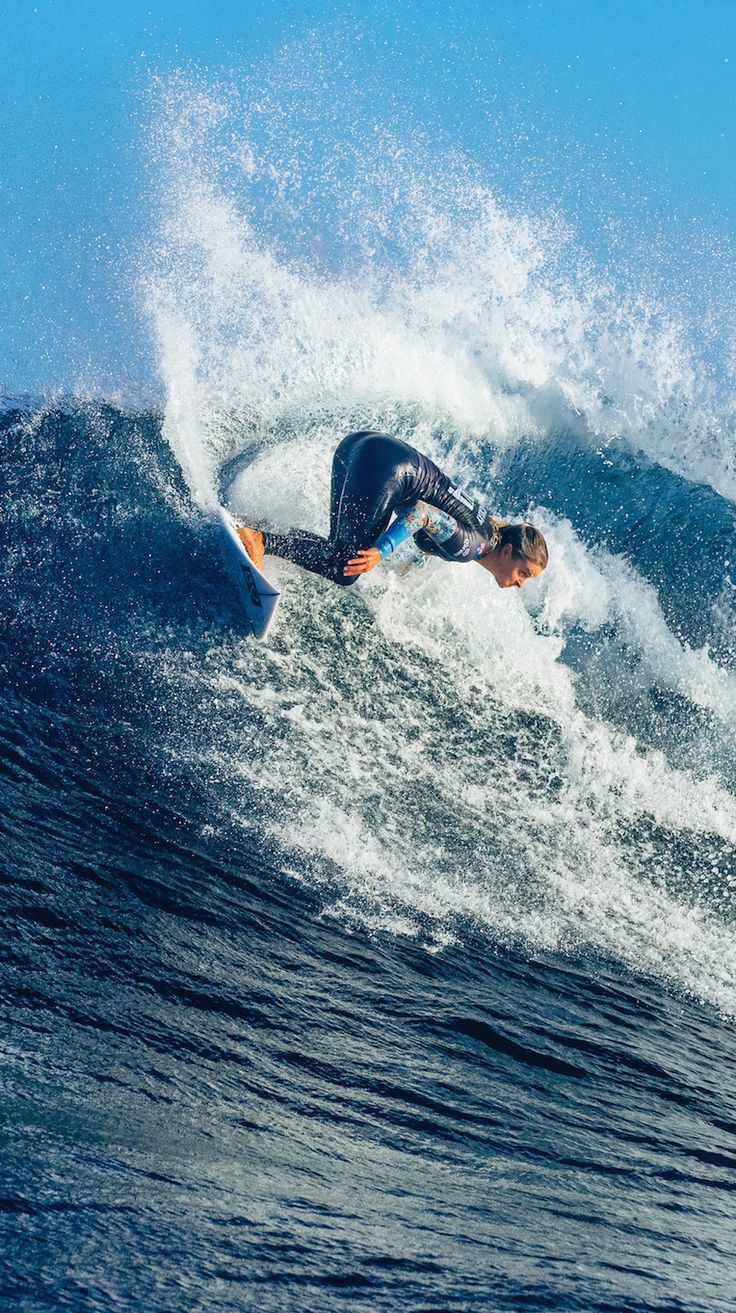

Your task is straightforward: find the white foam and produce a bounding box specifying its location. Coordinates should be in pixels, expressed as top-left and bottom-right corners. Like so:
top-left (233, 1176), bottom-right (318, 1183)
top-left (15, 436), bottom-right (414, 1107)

top-left (174, 515), bottom-right (736, 1013)
top-left (144, 78), bottom-right (736, 504)
top-left (532, 512), bottom-right (736, 726)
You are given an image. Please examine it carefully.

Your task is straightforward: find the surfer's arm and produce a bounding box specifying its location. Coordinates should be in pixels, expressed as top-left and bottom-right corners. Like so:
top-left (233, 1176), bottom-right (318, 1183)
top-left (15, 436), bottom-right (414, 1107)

top-left (345, 502), bottom-right (459, 576)
top-left (374, 501), bottom-right (457, 559)
top-left (345, 504), bottom-right (427, 574)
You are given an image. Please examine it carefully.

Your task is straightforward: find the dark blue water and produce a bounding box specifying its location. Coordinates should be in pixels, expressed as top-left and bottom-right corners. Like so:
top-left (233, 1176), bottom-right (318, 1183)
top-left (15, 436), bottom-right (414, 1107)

top-left (1, 403), bottom-right (735, 1311)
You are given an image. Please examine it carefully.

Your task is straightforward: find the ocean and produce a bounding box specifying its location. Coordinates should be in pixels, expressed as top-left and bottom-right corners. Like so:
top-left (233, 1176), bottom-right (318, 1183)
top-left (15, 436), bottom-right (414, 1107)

top-left (2, 75), bottom-right (736, 1313)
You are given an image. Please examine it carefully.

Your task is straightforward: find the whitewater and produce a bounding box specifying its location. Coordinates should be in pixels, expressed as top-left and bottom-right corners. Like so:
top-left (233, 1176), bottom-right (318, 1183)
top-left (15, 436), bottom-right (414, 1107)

top-left (1, 69), bottom-right (735, 1313)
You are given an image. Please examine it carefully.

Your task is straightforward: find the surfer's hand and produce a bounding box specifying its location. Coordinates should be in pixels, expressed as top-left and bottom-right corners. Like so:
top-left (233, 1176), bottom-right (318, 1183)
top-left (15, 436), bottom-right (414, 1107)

top-left (344, 548), bottom-right (381, 576)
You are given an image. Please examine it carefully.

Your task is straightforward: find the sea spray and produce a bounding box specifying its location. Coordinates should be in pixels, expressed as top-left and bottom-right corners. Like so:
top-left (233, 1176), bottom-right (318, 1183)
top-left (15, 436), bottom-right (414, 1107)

top-left (142, 67), bottom-right (736, 1015)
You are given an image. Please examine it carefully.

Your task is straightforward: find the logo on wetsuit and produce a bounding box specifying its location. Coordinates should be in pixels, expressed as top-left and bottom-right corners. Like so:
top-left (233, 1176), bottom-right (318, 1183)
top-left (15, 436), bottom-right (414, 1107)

top-left (448, 484), bottom-right (487, 526)
top-left (448, 484), bottom-right (475, 510)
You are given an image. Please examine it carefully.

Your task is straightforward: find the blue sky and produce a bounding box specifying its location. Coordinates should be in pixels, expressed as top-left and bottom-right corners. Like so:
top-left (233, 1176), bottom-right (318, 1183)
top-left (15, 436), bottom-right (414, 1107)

top-left (2, 0), bottom-right (735, 397)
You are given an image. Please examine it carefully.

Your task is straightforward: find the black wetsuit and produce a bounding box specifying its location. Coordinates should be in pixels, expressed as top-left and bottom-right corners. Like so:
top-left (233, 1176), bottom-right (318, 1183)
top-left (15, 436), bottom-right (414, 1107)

top-left (262, 431), bottom-right (495, 586)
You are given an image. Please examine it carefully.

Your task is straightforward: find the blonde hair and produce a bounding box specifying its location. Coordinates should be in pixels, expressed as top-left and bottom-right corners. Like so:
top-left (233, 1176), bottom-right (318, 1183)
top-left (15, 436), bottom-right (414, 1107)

top-left (489, 519), bottom-right (548, 569)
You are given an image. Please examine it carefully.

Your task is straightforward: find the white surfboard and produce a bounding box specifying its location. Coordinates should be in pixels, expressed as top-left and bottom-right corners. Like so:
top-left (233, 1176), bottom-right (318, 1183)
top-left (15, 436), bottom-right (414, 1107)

top-left (217, 506), bottom-right (280, 640)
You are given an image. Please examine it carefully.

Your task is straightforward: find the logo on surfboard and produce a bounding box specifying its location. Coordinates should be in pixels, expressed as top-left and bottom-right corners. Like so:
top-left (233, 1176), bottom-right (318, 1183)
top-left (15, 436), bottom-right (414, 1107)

top-left (240, 563), bottom-right (263, 608)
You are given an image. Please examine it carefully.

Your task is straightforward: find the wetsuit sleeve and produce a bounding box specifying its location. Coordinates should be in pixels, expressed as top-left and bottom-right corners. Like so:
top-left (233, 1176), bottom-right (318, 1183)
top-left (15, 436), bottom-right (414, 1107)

top-left (375, 501), bottom-right (458, 560)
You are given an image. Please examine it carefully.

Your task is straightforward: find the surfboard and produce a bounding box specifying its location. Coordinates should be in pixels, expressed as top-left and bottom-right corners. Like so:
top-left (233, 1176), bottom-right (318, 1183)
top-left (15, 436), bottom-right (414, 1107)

top-left (217, 506), bottom-right (280, 640)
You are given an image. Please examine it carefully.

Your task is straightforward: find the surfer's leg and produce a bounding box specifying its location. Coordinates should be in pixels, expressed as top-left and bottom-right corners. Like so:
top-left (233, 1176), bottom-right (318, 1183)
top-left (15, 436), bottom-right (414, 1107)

top-left (261, 528), bottom-right (361, 586)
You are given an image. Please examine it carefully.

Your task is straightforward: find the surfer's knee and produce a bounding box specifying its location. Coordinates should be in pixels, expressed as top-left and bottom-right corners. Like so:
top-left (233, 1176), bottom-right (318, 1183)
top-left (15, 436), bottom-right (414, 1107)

top-left (326, 550), bottom-right (362, 585)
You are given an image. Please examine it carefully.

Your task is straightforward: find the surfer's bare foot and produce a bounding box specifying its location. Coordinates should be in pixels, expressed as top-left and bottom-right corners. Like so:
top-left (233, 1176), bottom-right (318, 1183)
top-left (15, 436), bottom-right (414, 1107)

top-left (237, 527), bottom-right (265, 569)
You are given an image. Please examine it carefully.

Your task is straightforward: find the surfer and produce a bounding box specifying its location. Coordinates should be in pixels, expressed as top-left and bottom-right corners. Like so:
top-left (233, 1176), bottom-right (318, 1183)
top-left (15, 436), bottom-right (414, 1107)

top-left (236, 430), bottom-right (548, 588)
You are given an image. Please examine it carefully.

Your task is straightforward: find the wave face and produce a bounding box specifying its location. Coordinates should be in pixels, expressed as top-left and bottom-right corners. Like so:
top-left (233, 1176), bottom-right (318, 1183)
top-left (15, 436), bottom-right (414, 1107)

top-left (3, 65), bottom-right (736, 1313)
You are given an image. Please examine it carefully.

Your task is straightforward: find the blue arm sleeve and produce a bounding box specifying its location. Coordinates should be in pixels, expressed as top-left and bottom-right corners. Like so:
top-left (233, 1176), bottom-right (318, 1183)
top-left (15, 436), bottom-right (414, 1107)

top-left (375, 501), bottom-right (459, 560)
top-left (375, 505), bottom-right (423, 560)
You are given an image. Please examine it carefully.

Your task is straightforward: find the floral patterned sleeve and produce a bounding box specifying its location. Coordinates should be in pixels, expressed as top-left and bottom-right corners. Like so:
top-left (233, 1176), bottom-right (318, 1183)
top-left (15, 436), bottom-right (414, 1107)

top-left (374, 500), bottom-right (458, 560)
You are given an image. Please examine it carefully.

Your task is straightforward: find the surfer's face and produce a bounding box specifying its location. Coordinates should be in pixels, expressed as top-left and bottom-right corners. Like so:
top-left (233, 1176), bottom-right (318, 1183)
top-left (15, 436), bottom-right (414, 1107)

top-left (479, 543), bottom-right (545, 589)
